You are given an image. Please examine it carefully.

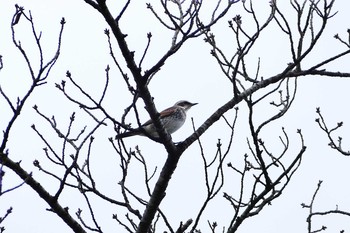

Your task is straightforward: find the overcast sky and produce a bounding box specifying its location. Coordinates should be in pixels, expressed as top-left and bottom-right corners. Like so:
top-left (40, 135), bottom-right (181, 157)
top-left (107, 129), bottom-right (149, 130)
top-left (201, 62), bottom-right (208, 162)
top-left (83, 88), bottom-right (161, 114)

top-left (1, 0), bottom-right (350, 232)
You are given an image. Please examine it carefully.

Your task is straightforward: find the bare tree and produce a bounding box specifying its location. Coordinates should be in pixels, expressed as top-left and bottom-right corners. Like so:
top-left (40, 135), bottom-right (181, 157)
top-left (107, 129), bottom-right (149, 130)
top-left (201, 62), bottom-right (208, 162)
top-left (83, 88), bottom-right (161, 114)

top-left (1, 0), bottom-right (350, 232)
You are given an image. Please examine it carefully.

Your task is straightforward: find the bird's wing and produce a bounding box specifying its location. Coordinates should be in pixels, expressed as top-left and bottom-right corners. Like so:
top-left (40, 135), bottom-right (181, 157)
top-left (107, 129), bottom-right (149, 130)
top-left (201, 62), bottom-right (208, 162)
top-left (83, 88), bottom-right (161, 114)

top-left (141, 106), bottom-right (175, 126)
top-left (159, 106), bottom-right (177, 117)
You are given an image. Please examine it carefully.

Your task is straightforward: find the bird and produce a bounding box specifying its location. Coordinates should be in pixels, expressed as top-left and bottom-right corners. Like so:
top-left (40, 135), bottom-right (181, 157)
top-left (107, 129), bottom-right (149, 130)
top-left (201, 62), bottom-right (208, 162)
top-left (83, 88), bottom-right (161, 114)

top-left (115, 100), bottom-right (197, 139)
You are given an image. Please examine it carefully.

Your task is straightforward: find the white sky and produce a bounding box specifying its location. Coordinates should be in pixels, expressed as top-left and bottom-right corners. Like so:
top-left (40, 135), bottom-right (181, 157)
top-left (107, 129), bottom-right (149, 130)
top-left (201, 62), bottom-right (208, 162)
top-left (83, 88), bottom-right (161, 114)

top-left (1, 0), bottom-right (350, 232)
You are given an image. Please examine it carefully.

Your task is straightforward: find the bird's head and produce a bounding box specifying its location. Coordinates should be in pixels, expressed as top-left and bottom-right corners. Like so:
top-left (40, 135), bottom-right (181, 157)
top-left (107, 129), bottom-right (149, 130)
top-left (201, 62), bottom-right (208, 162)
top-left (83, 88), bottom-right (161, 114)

top-left (174, 100), bottom-right (198, 111)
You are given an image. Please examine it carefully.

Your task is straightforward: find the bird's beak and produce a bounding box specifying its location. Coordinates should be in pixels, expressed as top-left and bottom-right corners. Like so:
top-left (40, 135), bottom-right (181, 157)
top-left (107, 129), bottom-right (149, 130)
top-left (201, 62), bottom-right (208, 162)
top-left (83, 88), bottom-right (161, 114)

top-left (191, 103), bottom-right (198, 106)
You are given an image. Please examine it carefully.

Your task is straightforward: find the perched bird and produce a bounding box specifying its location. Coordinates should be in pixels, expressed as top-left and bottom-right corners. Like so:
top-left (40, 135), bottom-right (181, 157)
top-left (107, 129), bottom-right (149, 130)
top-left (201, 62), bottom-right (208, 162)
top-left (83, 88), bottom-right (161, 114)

top-left (116, 100), bottom-right (197, 139)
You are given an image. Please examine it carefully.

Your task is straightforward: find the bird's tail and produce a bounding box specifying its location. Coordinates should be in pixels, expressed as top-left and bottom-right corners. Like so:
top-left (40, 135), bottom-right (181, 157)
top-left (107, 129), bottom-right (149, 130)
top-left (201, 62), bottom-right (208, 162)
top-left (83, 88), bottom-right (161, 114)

top-left (115, 130), bottom-right (141, 139)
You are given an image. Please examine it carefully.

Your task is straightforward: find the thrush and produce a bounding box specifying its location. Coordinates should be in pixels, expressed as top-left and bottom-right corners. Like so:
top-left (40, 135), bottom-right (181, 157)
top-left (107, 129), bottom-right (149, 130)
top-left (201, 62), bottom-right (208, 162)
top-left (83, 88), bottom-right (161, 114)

top-left (115, 100), bottom-right (197, 139)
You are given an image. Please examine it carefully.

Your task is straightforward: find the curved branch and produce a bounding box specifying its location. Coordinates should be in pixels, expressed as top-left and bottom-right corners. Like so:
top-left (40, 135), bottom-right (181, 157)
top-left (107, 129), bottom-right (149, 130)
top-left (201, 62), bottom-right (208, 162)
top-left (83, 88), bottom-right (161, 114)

top-left (0, 153), bottom-right (86, 233)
